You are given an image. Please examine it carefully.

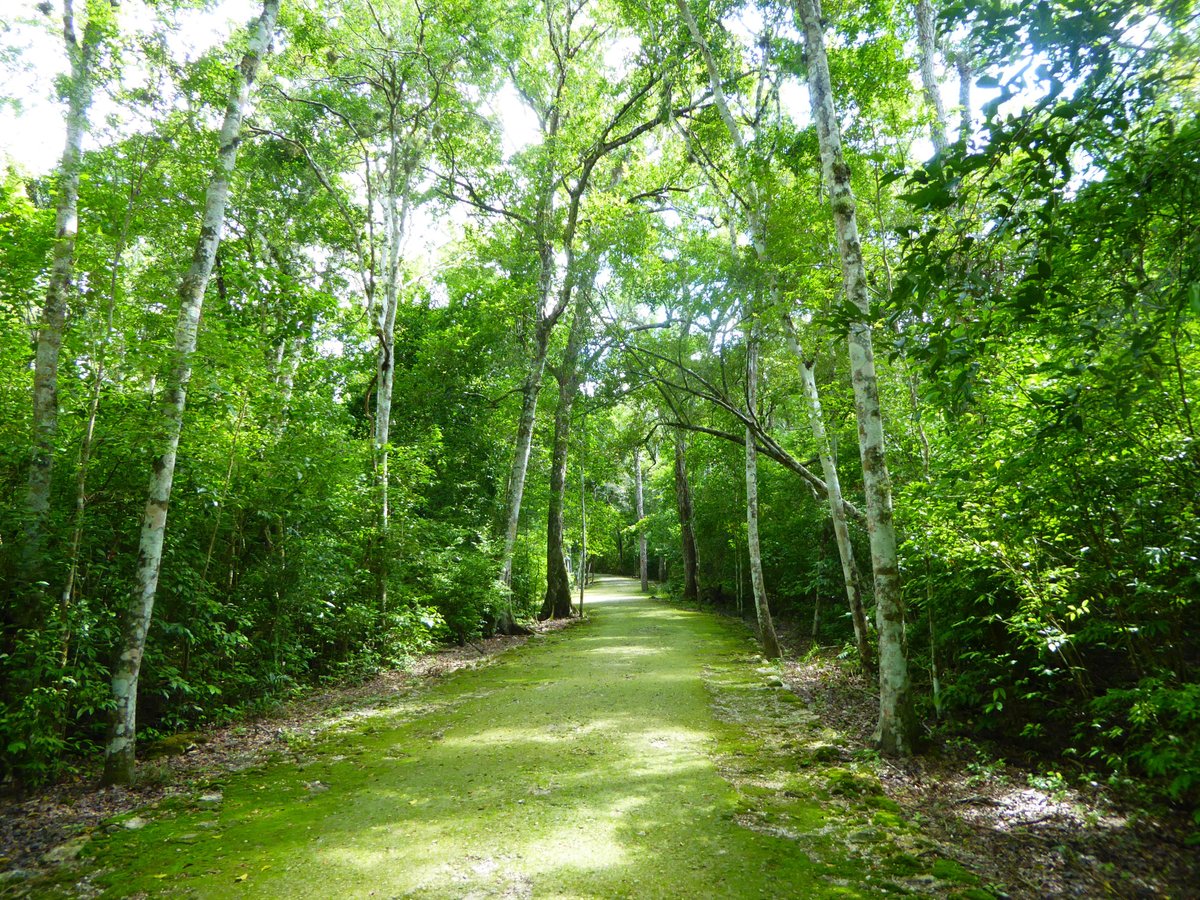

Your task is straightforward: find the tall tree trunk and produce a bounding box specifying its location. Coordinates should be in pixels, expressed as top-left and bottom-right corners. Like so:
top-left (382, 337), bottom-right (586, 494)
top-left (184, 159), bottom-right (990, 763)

top-left (745, 332), bottom-right (782, 660)
top-left (635, 449), bottom-right (648, 592)
top-left (500, 323), bottom-right (552, 588)
top-left (673, 431), bottom-right (699, 603)
top-left (25, 0), bottom-right (116, 580)
top-left (541, 375), bottom-right (577, 619)
top-left (679, 0), bottom-right (854, 652)
top-left (373, 133), bottom-right (416, 623)
top-left (541, 298), bottom-right (588, 620)
top-left (914, 0), bottom-right (949, 153)
top-left (578, 407), bottom-right (587, 614)
top-left (910, 7), bottom-right (960, 716)
top-left (60, 145), bottom-right (152, 665)
top-left (372, 232), bottom-right (398, 620)
top-left (102, 0), bottom-right (279, 786)
top-left (790, 334), bottom-right (873, 671)
top-left (798, 0), bottom-right (915, 755)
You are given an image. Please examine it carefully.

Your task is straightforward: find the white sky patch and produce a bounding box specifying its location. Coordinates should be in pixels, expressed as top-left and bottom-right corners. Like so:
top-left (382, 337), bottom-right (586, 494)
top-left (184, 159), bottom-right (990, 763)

top-left (726, 4), bottom-right (765, 45)
top-left (603, 34), bottom-right (641, 79)
top-left (1, 0), bottom-right (259, 175)
top-left (1, 3), bottom-right (67, 174)
top-left (778, 79), bottom-right (810, 127)
top-left (490, 80), bottom-right (540, 159)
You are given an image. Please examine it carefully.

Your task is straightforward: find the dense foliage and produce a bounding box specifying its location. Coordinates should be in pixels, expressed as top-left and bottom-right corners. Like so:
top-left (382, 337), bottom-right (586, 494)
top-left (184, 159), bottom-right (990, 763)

top-left (1, 0), bottom-right (1196, 819)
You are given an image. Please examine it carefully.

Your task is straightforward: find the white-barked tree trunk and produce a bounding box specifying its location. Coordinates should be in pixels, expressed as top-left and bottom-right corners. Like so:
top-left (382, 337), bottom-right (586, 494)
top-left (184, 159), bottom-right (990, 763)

top-left (25, 0), bottom-right (117, 578)
top-left (798, 0), bottom-right (915, 755)
top-left (102, 0), bottom-right (280, 785)
top-left (745, 328), bottom-right (782, 661)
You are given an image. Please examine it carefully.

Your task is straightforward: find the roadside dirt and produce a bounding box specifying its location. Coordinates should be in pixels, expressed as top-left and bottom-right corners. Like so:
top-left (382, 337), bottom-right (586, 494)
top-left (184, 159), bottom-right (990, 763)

top-left (778, 632), bottom-right (1199, 899)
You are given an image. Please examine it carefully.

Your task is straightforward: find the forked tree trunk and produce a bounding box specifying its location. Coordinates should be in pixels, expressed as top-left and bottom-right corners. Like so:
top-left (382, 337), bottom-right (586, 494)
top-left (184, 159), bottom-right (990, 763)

top-left (673, 431), bottom-right (699, 602)
top-left (25, 0), bottom-right (116, 580)
top-left (744, 332), bottom-right (782, 661)
top-left (102, 0), bottom-right (279, 786)
top-left (494, 6), bottom-right (663, 607)
top-left (798, 0), bottom-right (915, 755)
top-left (635, 449), bottom-right (648, 592)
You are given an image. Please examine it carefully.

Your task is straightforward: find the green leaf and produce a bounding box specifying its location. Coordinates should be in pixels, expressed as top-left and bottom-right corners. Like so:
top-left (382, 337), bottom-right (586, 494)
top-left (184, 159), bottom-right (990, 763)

top-left (901, 182), bottom-right (955, 210)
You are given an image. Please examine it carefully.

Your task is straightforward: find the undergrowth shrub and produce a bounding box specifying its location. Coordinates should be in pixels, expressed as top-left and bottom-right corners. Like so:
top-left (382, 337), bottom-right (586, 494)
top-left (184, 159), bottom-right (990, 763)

top-left (1087, 678), bottom-right (1200, 823)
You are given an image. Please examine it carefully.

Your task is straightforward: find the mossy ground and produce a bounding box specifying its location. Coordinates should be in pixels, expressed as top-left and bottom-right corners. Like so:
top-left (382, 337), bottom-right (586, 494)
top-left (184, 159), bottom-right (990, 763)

top-left (34, 578), bottom-right (977, 898)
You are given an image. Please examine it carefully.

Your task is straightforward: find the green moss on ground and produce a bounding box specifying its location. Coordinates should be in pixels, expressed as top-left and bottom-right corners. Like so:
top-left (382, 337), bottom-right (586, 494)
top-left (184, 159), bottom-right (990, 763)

top-left (36, 578), bottom-right (975, 898)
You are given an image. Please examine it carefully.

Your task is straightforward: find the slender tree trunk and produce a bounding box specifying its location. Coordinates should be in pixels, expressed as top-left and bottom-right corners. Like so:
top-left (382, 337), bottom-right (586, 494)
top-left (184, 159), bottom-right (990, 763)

top-left (500, 323), bottom-right (552, 587)
top-left (60, 146), bottom-right (152, 665)
top-left (271, 333), bottom-right (303, 436)
top-left (673, 431), bottom-right (699, 602)
top-left (635, 449), bottom-right (648, 592)
top-left (798, 0), bottom-right (915, 755)
top-left (904, 6), bottom-right (957, 714)
top-left (372, 240), bottom-right (397, 620)
top-left (679, 0), bottom-right (856, 656)
top-left (952, 46), bottom-right (974, 142)
top-left (734, 535), bottom-right (744, 617)
top-left (578, 407), bottom-right (587, 615)
top-left (915, 0), bottom-right (948, 153)
top-left (744, 332), bottom-right (782, 660)
top-left (25, 0), bottom-right (114, 579)
top-left (794, 345), bottom-right (872, 671)
top-left (811, 596), bottom-right (821, 639)
top-left (200, 396), bottom-right (247, 583)
top-left (59, 366), bottom-right (101, 667)
top-left (494, 317), bottom-right (553, 635)
top-left (373, 133), bottom-right (416, 623)
top-left (102, 0), bottom-right (279, 786)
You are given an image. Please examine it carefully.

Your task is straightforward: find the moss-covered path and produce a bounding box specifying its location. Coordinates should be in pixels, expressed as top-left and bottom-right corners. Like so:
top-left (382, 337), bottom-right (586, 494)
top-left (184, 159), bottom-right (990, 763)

top-left (71, 577), bottom-right (950, 899)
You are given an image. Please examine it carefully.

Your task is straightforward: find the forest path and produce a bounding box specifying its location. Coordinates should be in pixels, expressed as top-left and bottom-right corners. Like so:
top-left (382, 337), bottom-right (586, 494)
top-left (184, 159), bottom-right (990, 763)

top-left (69, 578), bottom-right (954, 898)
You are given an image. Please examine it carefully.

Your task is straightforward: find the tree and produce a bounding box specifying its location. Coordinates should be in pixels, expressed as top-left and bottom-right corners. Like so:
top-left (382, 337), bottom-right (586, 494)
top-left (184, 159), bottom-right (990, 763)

top-left (672, 429), bottom-right (700, 602)
top-left (103, 0), bottom-right (281, 786)
top-left (25, 0), bottom-right (119, 581)
top-left (634, 447), bottom-right (649, 591)
top-left (673, 0), bottom-right (872, 664)
top-left (444, 0), bottom-right (690, 622)
top-left (797, 0), bottom-right (915, 755)
top-left (541, 278), bottom-right (594, 619)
